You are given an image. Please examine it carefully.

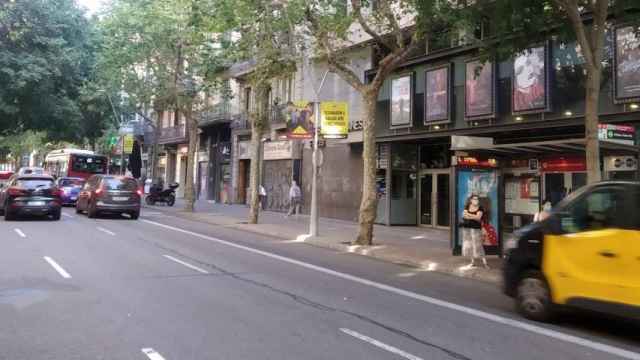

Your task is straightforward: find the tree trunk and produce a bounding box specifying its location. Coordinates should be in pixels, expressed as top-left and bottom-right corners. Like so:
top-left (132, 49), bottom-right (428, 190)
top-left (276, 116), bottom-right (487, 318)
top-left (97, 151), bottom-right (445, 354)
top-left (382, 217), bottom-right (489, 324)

top-left (247, 84), bottom-right (268, 224)
top-left (183, 105), bottom-right (198, 212)
top-left (584, 66), bottom-right (602, 184)
top-left (355, 91), bottom-right (378, 245)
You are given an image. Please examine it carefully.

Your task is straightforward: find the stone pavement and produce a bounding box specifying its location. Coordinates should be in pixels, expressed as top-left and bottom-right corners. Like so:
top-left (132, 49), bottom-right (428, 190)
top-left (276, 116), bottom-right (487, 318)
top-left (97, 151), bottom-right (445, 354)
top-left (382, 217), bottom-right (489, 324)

top-left (144, 199), bottom-right (503, 284)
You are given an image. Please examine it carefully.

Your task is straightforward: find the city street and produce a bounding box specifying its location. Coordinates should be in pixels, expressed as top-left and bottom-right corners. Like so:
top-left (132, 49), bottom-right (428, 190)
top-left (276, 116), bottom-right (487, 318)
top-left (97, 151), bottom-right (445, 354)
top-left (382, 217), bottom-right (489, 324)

top-left (0, 208), bottom-right (638, 360)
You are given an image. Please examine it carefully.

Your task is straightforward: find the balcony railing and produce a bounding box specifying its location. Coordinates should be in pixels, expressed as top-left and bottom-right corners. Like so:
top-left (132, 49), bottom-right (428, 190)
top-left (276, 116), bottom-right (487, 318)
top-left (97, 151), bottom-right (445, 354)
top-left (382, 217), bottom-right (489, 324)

top-left (198, 101), bottom-right (239, 127)
top-left (157, 124), bottom-right (187, 145)
top-left (230, 104), bottom-right (288, 131)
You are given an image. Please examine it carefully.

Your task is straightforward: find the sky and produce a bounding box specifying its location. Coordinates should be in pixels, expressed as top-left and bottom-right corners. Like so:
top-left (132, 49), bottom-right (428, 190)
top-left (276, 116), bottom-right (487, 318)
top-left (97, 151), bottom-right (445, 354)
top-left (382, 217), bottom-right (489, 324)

top-left (76, 0), bottom-right (104, 16)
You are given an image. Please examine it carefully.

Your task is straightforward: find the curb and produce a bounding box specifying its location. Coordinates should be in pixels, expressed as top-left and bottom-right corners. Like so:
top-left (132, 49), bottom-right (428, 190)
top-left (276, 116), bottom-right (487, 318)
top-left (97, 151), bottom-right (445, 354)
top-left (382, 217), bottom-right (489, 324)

top-left (143, 205), bottom-right (501, 285)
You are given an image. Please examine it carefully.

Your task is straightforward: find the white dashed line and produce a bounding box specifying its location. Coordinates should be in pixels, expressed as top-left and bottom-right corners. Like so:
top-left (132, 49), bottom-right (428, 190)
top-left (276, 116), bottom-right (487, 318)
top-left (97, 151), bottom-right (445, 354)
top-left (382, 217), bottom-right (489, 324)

top-left (62, 213), bottom-right (74, 218)
top-left (163, 255), bottom-right (209, 274)
top-left (43, 256), bottom-right (72, 279)
top-left (141, 348), bottom-right (167, 360)
top-left (14, 229), bottom-right (26, 238)
top-left (142, 219), bottom-right (640, 360)
top-left (96, 227), bottom-right (116, 236)
top-left (340, 328), bottom-right (423, 360)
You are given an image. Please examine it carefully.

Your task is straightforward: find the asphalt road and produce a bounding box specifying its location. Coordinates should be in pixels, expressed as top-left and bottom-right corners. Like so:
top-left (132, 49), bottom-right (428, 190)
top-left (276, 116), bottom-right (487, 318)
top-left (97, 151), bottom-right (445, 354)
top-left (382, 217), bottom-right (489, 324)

top-left (0, 207), bottom-right (638, 360)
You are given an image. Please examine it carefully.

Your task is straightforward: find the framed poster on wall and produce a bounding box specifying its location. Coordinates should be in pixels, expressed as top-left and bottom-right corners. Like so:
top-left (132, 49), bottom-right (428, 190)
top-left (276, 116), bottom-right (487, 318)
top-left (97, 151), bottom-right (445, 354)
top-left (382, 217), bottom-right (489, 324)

top-left (390, 74), bottom-right (413, 128)
top-left (454, 167), bottom-right (501, 255)
top-left (424, 65), bottom-right (451, 123)
top-left (512, 44), bottom-right (550, 114)
top-left (465, 59), bottom-right (496, 120)
top-left (613, 25), bottom-right (640, 103)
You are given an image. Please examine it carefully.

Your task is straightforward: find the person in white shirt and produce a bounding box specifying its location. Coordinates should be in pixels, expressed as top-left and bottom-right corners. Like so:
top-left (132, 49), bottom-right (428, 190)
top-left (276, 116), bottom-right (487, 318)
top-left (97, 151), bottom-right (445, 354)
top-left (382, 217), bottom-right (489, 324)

top-left (286, 180), bottom-right (301, 217)
top-left (259, 185), bottom-right (267, 210)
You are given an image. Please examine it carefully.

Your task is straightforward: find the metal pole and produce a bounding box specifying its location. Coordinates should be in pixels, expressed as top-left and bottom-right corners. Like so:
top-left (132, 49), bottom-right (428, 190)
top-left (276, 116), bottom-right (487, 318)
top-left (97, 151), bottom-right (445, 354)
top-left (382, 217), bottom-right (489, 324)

top-left (120, 136), bottom-right (125, 175)
top-left (309, 69), bottom-right (330, 237)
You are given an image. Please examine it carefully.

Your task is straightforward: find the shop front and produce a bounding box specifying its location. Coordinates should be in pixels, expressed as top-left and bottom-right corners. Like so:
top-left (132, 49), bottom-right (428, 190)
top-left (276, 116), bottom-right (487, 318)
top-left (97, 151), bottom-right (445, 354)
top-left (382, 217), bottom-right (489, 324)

top-left (451, 135), bottom-right (639, 255)
top-left (262, 140), bottom-right (302, 212)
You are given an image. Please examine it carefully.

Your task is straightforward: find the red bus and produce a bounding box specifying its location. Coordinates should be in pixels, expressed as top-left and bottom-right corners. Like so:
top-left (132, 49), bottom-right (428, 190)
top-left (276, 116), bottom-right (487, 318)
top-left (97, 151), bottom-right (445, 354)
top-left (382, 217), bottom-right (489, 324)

top-left (0, 170), bottom-right (13, 188)
top-left (44, 149), bottom-right (108, 180)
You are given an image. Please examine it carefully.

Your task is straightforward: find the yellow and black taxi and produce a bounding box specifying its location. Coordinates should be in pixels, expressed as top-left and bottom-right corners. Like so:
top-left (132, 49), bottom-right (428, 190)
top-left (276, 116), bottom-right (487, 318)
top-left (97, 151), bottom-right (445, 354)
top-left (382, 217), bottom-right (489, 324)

top-left (503, 181), bottom-right (640, 322)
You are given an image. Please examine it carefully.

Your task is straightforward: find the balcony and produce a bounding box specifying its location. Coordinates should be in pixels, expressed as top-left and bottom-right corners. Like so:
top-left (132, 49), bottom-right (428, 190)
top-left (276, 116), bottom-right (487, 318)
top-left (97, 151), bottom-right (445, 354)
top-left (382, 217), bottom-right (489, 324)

top-left (198, 102), bottom-right (237, 128)
top-left (230, 104), bottom-right (288, 131)
top-left (157, 124), bottom-right (187, 145)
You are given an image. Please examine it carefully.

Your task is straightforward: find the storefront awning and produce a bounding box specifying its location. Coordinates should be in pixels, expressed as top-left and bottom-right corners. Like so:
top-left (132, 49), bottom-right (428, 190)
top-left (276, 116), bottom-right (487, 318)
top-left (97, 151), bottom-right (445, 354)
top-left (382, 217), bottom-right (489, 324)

top-left (451, 136), bottom-right (639, 156)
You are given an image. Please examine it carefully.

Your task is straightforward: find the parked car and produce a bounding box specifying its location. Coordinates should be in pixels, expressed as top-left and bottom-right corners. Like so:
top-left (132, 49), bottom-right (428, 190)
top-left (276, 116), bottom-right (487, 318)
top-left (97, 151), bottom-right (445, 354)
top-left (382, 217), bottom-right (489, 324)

top-left (56, 177), bottom-right (85, 205)
top-left (17, 167), bottom-right (46, 176)
top-left (0, 174), bottom-right (62, 220)
top-left (76, 175), bottom-right (141, 219)
top-left (0, 170), bottom-right (13, 189)
top-left (503, 181), bottom-right (640, 322)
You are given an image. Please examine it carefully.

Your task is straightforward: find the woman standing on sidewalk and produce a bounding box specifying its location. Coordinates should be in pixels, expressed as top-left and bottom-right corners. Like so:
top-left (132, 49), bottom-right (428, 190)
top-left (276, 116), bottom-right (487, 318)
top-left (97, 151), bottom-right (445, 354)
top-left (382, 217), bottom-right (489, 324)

top-left (460, 194), bottom-right (489, 269)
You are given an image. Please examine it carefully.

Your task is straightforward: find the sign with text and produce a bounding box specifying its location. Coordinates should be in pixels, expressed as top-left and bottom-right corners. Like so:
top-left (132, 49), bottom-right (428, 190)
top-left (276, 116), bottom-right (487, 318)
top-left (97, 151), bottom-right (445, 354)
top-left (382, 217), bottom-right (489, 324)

top-left (263, 140), bottom-right (300, 160)
top-left (598, 124), bottom-right (635, 146)
top-left (320, 101), bottom-right (349, 139)
top-left (614, 25), bottom-right (640, 103)
top-left (123, 135), bottom-right (134, 154)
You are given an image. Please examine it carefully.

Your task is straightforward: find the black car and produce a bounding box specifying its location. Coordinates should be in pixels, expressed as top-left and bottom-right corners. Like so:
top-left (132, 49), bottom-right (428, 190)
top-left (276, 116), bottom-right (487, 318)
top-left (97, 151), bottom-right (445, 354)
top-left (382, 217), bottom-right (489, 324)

top-left (76, 175), bottom-right (141, 219)
top-left (0, 174), bottom-right (62, 220)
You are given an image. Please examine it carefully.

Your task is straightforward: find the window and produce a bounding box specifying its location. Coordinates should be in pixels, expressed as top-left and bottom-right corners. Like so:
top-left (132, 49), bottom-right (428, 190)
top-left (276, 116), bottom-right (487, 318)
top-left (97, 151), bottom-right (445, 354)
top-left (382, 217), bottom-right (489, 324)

top-left (16, 178), bottom-right (54, 189)
top-left (562, 188), bottom-right (624, 233)
top-left (102, 178), bottom-right (138, 191)
top-left (59, 178), bottom-right (84, 187)
top-left (72, 156), bottom-right (105, 174)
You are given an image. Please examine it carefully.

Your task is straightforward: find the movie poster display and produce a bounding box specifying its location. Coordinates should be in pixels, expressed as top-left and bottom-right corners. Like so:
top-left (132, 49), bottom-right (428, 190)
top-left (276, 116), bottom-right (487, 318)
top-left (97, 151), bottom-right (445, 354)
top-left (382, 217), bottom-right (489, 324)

top-left (512, 45), bottom-right (549, 114)
top-left (614, 25), bottom-right (640, 103)
top-left (390, 75), bottom-right (412, 127)
top-left (286, 101), bottom-right (315, 139)
top-left (465, 60), bottom-right (495, 120)
top-left (455, 168), bottom-right (500, 253)
top-left (425, 65), bottom-right (450, 123)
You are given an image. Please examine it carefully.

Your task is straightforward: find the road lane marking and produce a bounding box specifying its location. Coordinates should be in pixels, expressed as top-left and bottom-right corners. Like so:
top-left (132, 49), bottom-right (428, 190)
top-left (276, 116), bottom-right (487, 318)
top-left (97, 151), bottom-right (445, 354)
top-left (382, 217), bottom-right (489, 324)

top-left (96, 227), bottom-right (116, 236)
top-left (340, 328), bottom-right (423, 360)
top-left (62, 213), bottom-right (74, 218)
top-left (43, 256), bottom-right (71, 279)
top-left (141, 348), bottom-right (167, 360)
top-left (142, 219), bottom-right (640, 360)
top-left (14, 229), bottom-right (26, 238)
top-left (163, 255), bottom-right (209, 274)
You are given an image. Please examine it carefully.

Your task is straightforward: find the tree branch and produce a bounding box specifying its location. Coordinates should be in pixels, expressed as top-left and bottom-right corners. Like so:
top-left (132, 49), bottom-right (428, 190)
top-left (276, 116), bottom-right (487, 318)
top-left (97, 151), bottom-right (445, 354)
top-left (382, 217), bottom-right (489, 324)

top-left (351, 0), bottom-right (396, 51)
top-left (379, 0), bottom-right (404, 49)
top-left (554, 0), bottom-right (597, 70)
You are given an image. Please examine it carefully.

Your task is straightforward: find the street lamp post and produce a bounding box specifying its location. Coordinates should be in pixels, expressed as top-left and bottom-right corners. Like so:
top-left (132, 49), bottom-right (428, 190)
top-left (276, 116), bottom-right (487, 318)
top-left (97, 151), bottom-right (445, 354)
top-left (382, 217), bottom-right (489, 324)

top-left (309, 69), bottom-right (329, 238)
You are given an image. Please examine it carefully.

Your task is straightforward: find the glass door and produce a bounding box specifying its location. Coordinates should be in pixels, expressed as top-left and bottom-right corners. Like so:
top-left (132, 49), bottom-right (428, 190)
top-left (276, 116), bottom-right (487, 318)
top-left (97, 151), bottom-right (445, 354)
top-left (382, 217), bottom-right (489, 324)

top-left (420, 171), bottom-right (450, 228)
top-left (436, 173), bottom-right (450, 227)
top-left (420, 174), bottom-right (433, 225)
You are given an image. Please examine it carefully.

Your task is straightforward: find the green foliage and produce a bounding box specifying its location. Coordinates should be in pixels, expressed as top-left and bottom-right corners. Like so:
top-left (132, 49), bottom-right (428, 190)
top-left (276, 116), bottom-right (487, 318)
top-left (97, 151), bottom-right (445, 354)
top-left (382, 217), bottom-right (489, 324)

top-left (0, 0), bottom-right (94, 139)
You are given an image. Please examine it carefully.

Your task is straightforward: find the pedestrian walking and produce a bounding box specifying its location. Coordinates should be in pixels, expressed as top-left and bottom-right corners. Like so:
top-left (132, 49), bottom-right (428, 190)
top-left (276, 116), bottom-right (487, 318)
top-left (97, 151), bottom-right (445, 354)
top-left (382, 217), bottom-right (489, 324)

top-left (259, 185), bottom-right (267, 211)
top-left (286, 180), bottom-right (301, 217)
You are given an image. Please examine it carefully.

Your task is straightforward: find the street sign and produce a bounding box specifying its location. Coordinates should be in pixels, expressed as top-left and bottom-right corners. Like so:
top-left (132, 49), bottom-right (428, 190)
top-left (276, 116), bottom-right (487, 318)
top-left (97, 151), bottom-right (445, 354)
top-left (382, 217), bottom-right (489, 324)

top-left (320, 101), bottom-right (349, 139)
top-left (123, 135), bottom-right (134, 154)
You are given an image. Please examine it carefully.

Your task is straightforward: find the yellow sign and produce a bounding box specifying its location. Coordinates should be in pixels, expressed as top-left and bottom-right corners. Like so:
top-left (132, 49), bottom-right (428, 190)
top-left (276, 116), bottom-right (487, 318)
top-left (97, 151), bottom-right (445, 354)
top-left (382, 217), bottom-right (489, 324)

top-left (320, 101), bottom-right (348, 139)
top-left (123, 135), bottom-right (134, 154)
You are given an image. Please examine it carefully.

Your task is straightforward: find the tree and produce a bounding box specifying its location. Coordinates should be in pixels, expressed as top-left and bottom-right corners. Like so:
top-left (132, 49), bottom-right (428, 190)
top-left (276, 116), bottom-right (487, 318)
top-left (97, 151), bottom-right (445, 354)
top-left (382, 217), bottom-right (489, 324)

top-left (305, 0), bottom-right (457, 245)
top-left (0, 0), bottom-right (96, 140)
top-left (215, 0), bottom-right (304, 224)
top-left (481, 0), bottom-right (638, 184)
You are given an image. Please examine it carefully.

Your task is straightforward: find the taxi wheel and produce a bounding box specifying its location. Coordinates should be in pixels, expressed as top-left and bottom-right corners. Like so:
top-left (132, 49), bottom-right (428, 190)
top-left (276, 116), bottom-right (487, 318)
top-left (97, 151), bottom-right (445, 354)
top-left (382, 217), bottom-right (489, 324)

top-left (516, 270), bottom-right (554, 322)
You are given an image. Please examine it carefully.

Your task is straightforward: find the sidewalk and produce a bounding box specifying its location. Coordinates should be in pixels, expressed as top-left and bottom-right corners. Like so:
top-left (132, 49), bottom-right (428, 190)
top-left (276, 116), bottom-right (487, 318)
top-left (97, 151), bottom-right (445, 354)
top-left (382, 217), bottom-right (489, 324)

top-left (144, 199), bottom-right (502, 284)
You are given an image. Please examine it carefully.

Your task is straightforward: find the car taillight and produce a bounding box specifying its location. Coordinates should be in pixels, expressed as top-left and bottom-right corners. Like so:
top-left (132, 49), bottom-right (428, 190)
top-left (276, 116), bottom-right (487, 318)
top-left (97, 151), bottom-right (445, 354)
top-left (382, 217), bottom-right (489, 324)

top-left (7, 188), bottom-right (26, 196)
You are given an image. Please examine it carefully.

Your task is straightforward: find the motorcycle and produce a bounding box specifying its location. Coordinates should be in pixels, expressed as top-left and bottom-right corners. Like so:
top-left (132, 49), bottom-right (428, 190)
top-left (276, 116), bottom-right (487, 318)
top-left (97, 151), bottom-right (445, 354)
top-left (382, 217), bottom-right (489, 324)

top-left (145, 182), bottom-right (179, 206)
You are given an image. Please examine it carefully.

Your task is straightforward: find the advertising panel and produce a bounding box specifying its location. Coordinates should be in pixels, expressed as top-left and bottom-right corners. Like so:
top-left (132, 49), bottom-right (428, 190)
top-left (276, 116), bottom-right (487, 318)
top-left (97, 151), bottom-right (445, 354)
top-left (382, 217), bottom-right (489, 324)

top-left (425, 66), bottom-right (450, 123)
top-left (390, 74), bottom-right (412, 127)
top-left (614, 25), bottom-right (640, 103)
top-left (286, 101), bottom-right (315, 139)
top-left (320, 101), bottom-right (349, 139)
top-left (465, 60), bottom-right (495, 120)
top-left (455, 168), bottom-right (500, 253)
top-left (512, 45), bottom-right (548, 114)
top-left (598, 123), bottom-right (636, 145)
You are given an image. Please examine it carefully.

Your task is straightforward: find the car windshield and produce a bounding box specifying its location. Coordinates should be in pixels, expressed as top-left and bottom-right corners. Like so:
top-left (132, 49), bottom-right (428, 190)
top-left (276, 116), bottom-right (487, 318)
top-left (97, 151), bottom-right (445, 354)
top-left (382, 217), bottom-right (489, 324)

top-left (16, 178), bottom-right (54, 189)
top-left (59, 178), bottom-right (84, 187)
top-left (72, 155), bottom-right (105, 174)
top-left (102, 178), bottom-right (137, 191)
